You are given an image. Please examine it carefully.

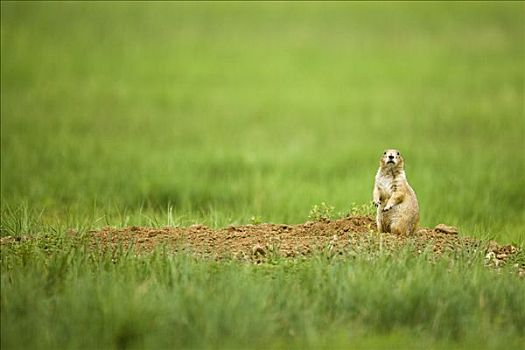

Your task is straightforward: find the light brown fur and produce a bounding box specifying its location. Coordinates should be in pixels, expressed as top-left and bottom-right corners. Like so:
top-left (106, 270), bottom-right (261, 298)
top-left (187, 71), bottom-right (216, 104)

top-left (373, 149), bottom-right (419, 235)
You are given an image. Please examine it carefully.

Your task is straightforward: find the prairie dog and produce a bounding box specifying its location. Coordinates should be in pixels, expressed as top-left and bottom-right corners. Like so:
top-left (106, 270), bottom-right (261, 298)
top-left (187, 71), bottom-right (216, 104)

top-left (373, 149), bottom-right (419, 235)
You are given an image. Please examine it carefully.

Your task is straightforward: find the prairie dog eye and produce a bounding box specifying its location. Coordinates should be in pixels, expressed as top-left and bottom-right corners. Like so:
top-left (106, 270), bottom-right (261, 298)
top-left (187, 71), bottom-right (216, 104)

top-left (383, 152), bottom-right (386, 155)
top-left (397, 152), bottom-right (400, 155)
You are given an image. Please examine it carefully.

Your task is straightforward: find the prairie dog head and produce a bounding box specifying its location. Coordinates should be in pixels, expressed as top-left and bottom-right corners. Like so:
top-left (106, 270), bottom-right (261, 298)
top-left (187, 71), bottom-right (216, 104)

top-left (380, 149), bottom-right (404, 170)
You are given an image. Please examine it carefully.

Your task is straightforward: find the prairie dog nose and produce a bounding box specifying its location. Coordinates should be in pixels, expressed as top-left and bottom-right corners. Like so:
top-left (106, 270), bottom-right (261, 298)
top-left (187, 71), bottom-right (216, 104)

top-left (388, 155), bottom-right (394, 160)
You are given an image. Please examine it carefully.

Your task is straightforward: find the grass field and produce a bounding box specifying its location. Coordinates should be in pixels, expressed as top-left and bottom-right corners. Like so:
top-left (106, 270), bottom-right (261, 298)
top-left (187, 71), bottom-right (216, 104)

top-left (1, 2), bottom-right (524, 349)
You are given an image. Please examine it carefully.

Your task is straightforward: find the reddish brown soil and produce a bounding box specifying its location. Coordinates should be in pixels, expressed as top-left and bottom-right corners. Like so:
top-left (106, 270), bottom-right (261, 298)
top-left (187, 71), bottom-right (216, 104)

top-left (2, 216), bottom-right (521, 273)
top-left (85, 216), bottom-right (521, 267)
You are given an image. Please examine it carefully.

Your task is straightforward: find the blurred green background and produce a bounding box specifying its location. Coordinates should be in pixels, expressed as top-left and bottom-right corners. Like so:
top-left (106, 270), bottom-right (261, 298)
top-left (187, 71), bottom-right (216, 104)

top-left (2, 3), bottom-right (525, 350)
top-left (1, 1), bottom-right (524, 241)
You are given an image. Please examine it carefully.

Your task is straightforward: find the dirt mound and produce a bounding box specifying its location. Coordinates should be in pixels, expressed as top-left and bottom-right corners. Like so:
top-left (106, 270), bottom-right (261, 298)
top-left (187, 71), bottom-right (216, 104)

top-left (86, 216), bottom-right (521, 268)
top-left (92, 216), bottom-right (376, 260)
top-left (2, 216), bottom-right (521, 272)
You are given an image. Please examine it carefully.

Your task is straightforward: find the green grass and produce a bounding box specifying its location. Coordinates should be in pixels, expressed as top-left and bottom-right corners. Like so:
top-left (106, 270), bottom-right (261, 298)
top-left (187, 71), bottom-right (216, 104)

top-left (1, 1), bottom-right (524, 349)
top-left (2, 238), bottom-right (524, 350)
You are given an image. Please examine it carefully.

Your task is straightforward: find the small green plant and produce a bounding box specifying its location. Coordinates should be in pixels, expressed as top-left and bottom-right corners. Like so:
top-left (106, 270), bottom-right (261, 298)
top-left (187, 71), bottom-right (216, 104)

top-left (308, 202), bottom-right (335, 222)
top-left (250, 215), bottom-right (262, 225)
top-left (335, 203), bottom-right (376, 219)
top-left (349, 202), bottom-right (375, 217)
